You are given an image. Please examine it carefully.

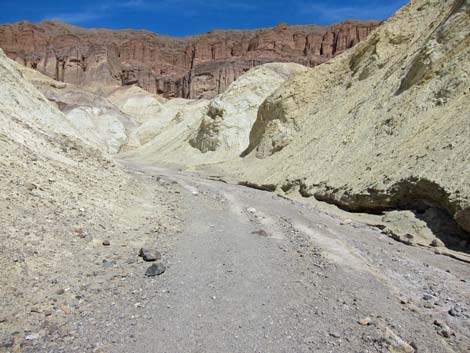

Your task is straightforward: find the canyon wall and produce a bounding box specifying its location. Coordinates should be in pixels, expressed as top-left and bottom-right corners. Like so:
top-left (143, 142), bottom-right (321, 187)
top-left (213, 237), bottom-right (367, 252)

top-left (0, 20), bottom-right (378, 98)
top-left (236, 0), bottom-right (470, 241)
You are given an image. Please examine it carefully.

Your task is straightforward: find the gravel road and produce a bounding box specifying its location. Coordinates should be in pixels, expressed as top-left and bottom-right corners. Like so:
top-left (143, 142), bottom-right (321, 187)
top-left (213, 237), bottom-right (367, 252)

top-left (23, 163), bottom-right (470, 353)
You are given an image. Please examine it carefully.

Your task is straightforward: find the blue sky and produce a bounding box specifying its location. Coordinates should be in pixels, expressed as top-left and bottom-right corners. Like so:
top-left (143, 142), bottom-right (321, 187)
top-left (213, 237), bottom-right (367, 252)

top-left (0, 0), bottom-right (409, 36)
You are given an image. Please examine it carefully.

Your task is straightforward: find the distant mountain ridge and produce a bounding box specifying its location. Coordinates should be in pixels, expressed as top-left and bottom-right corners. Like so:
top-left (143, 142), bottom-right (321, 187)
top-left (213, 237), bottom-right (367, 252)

top-left (0, 19), bottom-right (379, 98)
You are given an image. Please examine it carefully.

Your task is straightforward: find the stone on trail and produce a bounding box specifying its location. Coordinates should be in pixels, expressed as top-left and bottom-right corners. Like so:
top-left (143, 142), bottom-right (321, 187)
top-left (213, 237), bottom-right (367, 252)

top-left (25, 183), bottom-right (37, 192)
top-left (448, 305), bottom-right (463, 318)
top-left (328, 332), bottom-right (340, 339)
top-left (25, 333), bottom-right (39, 341)
top-left (145, 263), bottom-right (166, 277)
top-left (252, 229), bottom-right (269, 237)
top-left (430, 238), bottom-right (445, 248)
top-left (433, 320), bottom-right (454, 339)
top-left (382, 327), bottom-right (415, 353)
top-left (422, 294), bottom-right (434, 301)
top-left (358, 317), bottom-right (372, 326)
top-left (103, 259), bottom-right (115, 269)
top-left (139, 247), bottom-right (162, 262)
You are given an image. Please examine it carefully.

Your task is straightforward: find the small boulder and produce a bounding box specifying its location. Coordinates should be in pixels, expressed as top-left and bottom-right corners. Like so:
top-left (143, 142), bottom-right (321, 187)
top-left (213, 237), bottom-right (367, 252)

top-left (422, 294), bottom-right (434, 301)
top-left (358, 317), bottom-right (372, 326)
top-left (448, 305), bottom-right (463, 318)
top-left (25, 183), bottom-right (38, 192)
top-left (252, 229), bottom-right (269, 237)
top-left (383, 327), bottom-right (415, 353)
top-left (430, 238), bottom-right (445, 248)
top-left (145, 263), bottom-right (166, 277)
top-left (139, 248), bottom-right (162, 262)
top-left (103, 259), bottom-right (115, 269)
top-left (440, 329), bottom-right (452, 338)
top-left (433, 320), bottom-right (454, 338)
top-left (25, 333), bottom-right (39, 341)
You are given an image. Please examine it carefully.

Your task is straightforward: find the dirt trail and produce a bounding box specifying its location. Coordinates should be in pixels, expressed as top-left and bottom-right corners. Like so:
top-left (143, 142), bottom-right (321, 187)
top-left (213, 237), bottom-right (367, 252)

top-left (25, 163), bottom-right (470, 353)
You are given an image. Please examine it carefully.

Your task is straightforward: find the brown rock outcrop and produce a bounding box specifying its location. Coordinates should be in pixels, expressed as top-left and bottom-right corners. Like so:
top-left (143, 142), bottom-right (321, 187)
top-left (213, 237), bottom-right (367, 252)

top-left (0, 20), bottom-right (378, 98)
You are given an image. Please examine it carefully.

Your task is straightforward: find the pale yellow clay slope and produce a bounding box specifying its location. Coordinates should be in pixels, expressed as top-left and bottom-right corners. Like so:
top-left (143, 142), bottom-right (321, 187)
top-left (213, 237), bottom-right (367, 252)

top-left (122, 63), bottom-right (307, 166)
top-left (0, 46), bottom-right (125, 327)
top-left (232, 0), bottom-right (469, 234)
top-left (121, 98), bottom-right (210, 161)
top-left (17, 64), bottom-right (137, 154)
top-left (0, 50), bottom-right (83, 149)
top-left (107, 85), bottom-right (167, 124)
top-left (0, 48), bottom-right (182, 341)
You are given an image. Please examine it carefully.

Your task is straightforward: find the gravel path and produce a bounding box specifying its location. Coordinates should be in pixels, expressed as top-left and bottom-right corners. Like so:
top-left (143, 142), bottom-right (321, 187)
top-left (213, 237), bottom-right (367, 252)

top-left (25, 163), bottom-right (470, 353)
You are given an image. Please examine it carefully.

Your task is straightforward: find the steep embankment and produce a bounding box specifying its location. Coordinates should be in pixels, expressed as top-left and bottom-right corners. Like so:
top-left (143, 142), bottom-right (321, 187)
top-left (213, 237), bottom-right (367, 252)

top-left (18, 65), bottom-right (138, 154)
top-left (235, 0), bottom-right (469, 241)
top-left (0, 48), bottom-right (181, 350)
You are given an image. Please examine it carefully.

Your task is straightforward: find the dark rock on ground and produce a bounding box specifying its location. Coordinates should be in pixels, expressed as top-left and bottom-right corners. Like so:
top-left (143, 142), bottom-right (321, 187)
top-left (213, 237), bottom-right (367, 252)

top-left (145, 263), bottom-right (166, 277)
top-left (252, 229), bottom-right (269, 237)
top-left (448, 305), bottom-right (464, 318)
top-left (103, 260), bottom-right (115, 269)
top-left (139, 248), bottom-right (162, 262)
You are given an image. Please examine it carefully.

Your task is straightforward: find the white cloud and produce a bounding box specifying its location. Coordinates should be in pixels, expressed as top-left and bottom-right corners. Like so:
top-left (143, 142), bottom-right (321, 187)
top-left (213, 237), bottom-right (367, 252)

top-left (299, 1), bottom-right (408, 22)
top-left (46, 11), bottom-right (103, 24)
top-left (43, 0), bottom-right (146, 24)
top-left (44, 0), bottom-right (262, 25)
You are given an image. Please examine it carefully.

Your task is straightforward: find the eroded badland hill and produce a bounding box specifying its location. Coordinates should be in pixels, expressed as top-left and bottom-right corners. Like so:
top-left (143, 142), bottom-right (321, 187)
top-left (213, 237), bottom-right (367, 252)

top-left (0, 0), bottom-right (469, 352)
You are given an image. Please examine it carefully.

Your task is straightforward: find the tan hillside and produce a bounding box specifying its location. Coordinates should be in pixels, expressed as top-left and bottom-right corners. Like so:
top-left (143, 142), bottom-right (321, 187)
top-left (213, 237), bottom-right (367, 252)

top-left (232, 0), bottom-right (469, 239)
top-left (17, 65), bottom-right (138, 154)
top-left (0, 48), bottom-right (180, 347)
top-left (2, 2), bottom-right (470, 352)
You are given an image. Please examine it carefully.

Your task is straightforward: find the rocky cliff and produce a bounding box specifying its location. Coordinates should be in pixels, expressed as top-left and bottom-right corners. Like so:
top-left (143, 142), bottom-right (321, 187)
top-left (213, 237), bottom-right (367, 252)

top-left (0, 20), bottom-right (378, 98)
